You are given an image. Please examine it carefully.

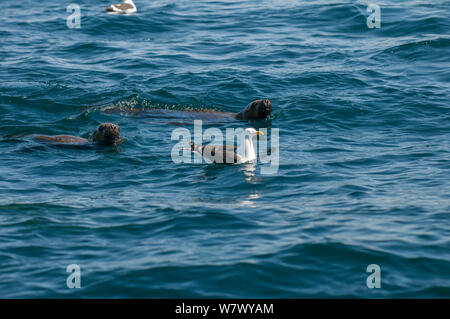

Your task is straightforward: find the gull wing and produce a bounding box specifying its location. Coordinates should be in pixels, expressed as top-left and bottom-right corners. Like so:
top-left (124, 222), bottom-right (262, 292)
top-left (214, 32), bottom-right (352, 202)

top-left (189, 142), bottom-right (240, 164)
top-left (105, 3), bottom-right (135, 13)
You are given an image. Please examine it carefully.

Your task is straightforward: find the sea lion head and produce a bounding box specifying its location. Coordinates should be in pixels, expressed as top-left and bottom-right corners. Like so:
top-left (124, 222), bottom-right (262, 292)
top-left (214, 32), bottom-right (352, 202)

top-left (92, 123), bottom-right (122, 146)
top-left (236, 99), bottom-right (272, 121)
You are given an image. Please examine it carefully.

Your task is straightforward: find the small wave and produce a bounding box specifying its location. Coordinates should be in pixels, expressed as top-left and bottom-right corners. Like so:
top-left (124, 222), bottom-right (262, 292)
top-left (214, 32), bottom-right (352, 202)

top-left (91, 94), bottom-right (226, 114)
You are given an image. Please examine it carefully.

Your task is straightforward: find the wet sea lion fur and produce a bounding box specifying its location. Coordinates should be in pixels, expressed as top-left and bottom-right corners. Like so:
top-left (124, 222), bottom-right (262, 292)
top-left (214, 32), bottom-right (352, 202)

top-left (33, 123), bottom-right (123, 146)
top-left (102, 99), bottom-right (272, 122)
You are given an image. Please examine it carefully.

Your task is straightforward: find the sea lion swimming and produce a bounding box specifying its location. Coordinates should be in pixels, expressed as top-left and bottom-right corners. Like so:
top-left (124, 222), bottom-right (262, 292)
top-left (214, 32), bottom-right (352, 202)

top-left (102, 99), bottom-right (272, 123)
top-left (32, 123), bottom-right (123, 147)
top-left (235, 99), bottom-right (272, 121)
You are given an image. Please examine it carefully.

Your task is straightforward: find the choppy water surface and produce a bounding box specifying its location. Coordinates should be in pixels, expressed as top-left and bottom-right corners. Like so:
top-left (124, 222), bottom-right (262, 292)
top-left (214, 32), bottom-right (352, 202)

top-left (0, 0), bottom-right (449, 298)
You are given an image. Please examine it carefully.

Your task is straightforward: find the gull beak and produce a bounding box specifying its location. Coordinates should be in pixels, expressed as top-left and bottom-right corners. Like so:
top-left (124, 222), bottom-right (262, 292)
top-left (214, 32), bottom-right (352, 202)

top-left (256, 131), bottom-right (264, 136)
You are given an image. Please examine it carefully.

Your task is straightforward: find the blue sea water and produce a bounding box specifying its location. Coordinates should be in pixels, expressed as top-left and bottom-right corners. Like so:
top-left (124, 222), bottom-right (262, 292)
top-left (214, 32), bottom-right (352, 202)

top-left (0, 0), bottom-right (449, 298)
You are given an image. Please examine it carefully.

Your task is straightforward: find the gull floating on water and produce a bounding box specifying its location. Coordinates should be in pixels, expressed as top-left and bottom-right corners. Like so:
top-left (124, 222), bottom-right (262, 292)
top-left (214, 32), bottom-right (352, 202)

top-left (105, 0), bottom-right (137, 14)
top-left (188, 128), bottom-right (264, 164)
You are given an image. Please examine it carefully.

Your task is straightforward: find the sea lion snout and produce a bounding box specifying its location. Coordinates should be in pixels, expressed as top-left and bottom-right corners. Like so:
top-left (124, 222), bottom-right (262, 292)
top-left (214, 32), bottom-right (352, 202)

top-left (93, 123), bottom-right (121, 146)
top-left (257, 99), bottom-right (272, 118)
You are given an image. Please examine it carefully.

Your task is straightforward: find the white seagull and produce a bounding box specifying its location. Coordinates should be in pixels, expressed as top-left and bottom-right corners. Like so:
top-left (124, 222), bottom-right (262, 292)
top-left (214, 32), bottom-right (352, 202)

top-left (105, 0), bottom-right (137, 14)
top-left (188, 128), bottom-right (264, 164)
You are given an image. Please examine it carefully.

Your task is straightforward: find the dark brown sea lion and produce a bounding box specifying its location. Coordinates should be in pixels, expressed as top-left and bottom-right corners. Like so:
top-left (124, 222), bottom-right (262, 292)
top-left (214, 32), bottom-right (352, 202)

top-left (102, 99), bottom-right (272, 122)
top-left (234, 99), bottom-right (272, 121)
top-left (33, 123), bottom-right (123, 146)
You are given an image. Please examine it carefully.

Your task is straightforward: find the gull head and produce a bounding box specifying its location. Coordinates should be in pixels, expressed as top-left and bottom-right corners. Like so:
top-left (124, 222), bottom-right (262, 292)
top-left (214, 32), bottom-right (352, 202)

top-left (244, 127), bottom-right (264, 138)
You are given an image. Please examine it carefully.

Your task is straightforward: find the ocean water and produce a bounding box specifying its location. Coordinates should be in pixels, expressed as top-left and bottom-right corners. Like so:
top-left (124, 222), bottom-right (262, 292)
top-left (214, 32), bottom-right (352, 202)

top-left (0, 0), bottom-right (449, 298)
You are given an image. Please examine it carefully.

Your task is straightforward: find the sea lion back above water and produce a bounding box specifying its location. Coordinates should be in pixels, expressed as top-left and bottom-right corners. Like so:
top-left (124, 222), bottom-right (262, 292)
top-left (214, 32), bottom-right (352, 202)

top-left (101, 99), bottom-right (272, 122)
top-left (33, 123), bottom-right (123, 147)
